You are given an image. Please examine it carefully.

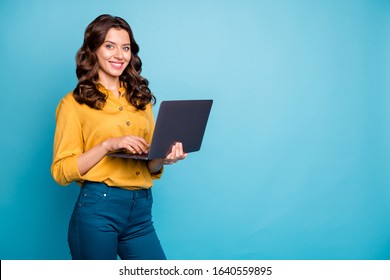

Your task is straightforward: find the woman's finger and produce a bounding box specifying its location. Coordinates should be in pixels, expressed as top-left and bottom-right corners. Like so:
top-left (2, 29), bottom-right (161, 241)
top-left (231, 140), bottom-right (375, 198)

top-left (126, 136), bottom-right (149, 154)
top-left (177, 142), bottom-right (184, 157)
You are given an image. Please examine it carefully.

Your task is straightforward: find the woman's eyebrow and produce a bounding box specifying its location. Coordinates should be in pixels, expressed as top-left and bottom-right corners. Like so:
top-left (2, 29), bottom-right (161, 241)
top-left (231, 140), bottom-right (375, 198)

top-left (104, 40), bottom-right (130, 46)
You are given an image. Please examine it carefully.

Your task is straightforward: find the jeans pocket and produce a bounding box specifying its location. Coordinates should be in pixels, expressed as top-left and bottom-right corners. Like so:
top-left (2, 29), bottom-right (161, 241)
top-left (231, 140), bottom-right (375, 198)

top-left (79, 192), bottom-right (104, 206)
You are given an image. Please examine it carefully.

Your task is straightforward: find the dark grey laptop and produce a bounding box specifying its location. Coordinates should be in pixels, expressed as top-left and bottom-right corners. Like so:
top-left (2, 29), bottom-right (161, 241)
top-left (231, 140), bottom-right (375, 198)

top-left (107, 99), bottom-right (213, 160)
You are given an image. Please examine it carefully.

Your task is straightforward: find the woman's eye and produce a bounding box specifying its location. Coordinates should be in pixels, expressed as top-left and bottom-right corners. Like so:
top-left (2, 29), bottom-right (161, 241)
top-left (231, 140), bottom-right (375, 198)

top-left (105, 44), bottom-right (114, 49)
top-left (123, 46), bottom-right (130, 51)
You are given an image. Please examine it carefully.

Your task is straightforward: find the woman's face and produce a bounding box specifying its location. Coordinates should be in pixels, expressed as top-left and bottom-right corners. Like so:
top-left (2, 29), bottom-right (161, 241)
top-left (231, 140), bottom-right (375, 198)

top-left (95, 28), bottom-right (131, 82)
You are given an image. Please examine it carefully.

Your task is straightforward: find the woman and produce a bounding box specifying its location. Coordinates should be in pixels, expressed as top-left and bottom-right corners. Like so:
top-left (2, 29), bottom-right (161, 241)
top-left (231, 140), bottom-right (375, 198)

top-left (51, 14), bottom-right (186, 260)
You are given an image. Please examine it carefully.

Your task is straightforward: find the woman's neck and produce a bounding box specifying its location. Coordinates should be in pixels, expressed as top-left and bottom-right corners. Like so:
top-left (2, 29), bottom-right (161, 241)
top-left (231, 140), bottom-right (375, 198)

top-left (97, 77), bottom-right (121, 95)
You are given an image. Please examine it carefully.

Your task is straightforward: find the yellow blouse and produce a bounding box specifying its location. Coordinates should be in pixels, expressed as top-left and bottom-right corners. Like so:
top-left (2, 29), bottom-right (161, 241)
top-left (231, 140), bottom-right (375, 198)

top-left (51, 84), bottom-right (163, 189)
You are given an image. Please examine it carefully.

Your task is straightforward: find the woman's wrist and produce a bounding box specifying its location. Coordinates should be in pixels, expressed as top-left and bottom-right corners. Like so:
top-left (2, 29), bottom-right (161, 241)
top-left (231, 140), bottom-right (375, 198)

top-left (101, 139), bottom-right (113, 153)
top-left (148, 158), bottom-right (164, 174)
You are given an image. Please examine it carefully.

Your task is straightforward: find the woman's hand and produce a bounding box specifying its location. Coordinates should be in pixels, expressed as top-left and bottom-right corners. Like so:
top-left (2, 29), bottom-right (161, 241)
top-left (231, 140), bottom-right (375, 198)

top-left (161, 142), bottom-right (188, 165)
top-left (103, 135), bottom-right (150, 154)
top-left (148, 142), bottom-right (187, 173)
top-left (77, 135), bottom-right (149, 176)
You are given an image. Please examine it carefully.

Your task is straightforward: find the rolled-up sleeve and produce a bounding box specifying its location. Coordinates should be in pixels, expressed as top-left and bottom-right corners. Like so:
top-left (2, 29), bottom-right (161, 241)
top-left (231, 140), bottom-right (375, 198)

top-left (51, 98), bottom-right (83, 186)
top-left (151, 166), bottom-right (164, 180)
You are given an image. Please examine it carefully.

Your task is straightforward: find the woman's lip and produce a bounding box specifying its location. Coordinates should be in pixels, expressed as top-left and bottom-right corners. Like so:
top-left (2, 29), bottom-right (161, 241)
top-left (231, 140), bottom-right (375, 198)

top-left (109, 61), bottom-right (124, 69)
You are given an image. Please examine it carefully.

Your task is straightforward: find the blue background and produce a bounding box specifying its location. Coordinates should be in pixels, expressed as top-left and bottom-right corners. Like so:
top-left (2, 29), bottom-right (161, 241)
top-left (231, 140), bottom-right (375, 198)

top-left (0, 0), bottom-right (389, 260)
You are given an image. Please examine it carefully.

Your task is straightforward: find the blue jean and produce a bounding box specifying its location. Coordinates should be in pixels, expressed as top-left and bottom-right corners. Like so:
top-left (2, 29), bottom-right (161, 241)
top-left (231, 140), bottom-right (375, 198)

top-left (68, 181), bottom-right (166, 260)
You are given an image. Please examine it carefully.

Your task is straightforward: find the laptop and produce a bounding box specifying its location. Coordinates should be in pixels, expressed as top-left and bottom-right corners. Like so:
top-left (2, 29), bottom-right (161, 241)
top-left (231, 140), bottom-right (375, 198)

top-left (107, 99), bottom-right (213, 160)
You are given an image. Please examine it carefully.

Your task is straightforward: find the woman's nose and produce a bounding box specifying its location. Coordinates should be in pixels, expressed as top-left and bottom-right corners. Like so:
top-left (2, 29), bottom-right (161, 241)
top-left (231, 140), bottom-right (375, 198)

top-left (114, 48), bottom-right (124, 59)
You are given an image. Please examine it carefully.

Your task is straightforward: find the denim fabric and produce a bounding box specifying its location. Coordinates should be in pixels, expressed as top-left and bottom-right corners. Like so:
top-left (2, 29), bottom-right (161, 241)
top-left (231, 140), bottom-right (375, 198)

top-left (68, 181), bottom-right (166, 260)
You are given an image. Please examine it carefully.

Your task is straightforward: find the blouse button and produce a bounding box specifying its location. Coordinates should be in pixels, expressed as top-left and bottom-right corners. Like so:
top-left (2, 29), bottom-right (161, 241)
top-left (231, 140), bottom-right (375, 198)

top-left (136, 171), bottom-right (140, 175)
top-left (126, 121), bottom-right (131, 126)
top-left (119, 107), bottom-right (123, 111)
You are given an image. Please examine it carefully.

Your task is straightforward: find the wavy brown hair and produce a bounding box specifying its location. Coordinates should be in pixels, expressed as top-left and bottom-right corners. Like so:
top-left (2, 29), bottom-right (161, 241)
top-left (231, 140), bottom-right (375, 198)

top-left (73, 14), bottom-right (155, 110)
